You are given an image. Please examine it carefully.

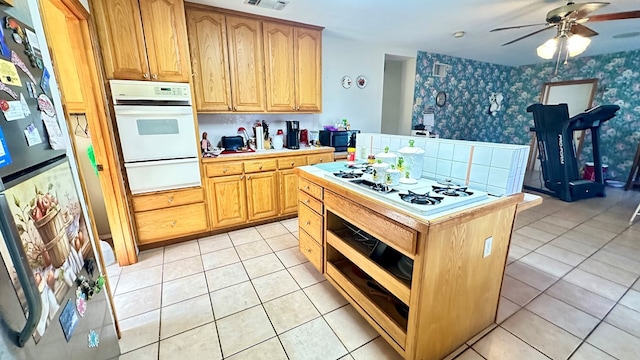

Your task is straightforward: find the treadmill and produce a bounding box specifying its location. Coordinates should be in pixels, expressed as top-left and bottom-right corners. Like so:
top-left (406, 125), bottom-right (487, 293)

top-left (526, 103), bottom-right (620, 202)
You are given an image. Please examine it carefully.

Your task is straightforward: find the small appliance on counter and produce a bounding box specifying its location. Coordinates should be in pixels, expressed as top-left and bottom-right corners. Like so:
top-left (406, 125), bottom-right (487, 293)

top-left (286, 121), bottom-right (300, 149)
top-left (273, 130), bottom-right (284, 150)
top-left (319, 130), bottom-right (360, 152)
top-left (300, 129), bottom-right (309, 147)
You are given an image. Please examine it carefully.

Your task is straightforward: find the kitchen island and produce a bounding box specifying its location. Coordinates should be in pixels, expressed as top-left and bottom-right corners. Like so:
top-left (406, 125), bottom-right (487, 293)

top-left (294, 164), bottom-right (535, 360)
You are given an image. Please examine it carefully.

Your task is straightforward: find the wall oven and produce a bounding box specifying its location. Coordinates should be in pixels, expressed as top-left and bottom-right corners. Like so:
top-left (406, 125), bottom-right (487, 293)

top-left (111, 80), bottom-right (200, 194)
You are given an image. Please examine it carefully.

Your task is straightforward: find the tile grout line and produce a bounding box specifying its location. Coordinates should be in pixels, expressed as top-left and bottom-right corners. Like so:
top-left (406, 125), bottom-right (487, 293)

top-left (198, 239), bottom-right (225, 360)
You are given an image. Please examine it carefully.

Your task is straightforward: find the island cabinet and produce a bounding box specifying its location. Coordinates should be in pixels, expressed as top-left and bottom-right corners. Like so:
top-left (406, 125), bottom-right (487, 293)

top-left (132, 187), bottom-right (208, 245)
top-left (203, 148), bottom-right (333, 231)
top-left (295, 168), bottom-right (525, 360)
top-left (91, 0), bottom-right (191, 82)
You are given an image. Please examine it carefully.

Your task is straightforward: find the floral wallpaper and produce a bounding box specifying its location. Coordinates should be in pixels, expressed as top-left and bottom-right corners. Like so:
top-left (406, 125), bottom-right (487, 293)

top-left (412, 49), bottom-right (640, 181)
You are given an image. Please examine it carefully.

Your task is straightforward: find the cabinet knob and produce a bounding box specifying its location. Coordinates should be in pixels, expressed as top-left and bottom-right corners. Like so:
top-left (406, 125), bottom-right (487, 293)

top-left (304, 186), bottom-right (310, 190)
top-left (240, 175), bottom-right (244, 179)
top-left (228, 105), bottom-right (232, 110)
top-left (306, 248), bottom-right (311, 253)
top-left (223, 168), bottom-right (228, 173)
top-left (171, 221), bottom-right (177, 227)
top-left (320, 159), bottom-right (324, 162)
top-left (291, 162), bottom-right (295, 166)
top-left (151, 74), bottom-right (158, 80)
top-left (259, 165), bottom-right (263, 170)
top-left (143, 73), bottom-right (149, 79)
top-left (168, 196), bottom-right (174, 203)
top-left (234, 106), bottom-right (238, 111)
top-left (192, 72), bottom-right (197, 78)
top-left (247, 175), bottom-right (251, 180)
top-left (305, 199), bottom-right (310, 204)
top-left (305, 221), bottom-right (310, 225)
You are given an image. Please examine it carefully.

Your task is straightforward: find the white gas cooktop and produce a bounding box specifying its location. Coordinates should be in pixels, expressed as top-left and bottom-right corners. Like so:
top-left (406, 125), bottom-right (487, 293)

top-left (321, 164), bottom-right (490, 216)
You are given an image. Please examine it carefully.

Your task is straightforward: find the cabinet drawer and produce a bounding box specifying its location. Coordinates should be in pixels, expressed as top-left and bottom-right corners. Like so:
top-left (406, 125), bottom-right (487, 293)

top-left (206, 162), bottom-right (244, 177)
top-left (298, 190), bottom-right (323, 214)
top-left (307, 153), bottom-right (333, 165)
top-left (278, 156), bottom-right (308, 169)
top-left (244, 159), bottom-right (277, 173)
top-left (298, 177), bottom-right (323, 200)
top-left (299, 229), bottom-right (323, 272)
top-left (299, 203), bottom-right (323, 244)
top-left (325, 191), bottom-right (417, 258)
top-left (135, 203), bottom-right (208, 244)
top-left (132, 187), bottom-right (204, 212)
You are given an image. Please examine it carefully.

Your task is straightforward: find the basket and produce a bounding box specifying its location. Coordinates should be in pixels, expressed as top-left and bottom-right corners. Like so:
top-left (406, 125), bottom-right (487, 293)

top-left (33, 205), bottom-right (64, 242)
top-left (45, 229), bottom-right (71, 268)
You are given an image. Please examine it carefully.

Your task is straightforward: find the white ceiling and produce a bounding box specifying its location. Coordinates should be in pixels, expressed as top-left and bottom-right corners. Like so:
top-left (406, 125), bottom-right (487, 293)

top-left (188, 0), bottom-right (640, 66)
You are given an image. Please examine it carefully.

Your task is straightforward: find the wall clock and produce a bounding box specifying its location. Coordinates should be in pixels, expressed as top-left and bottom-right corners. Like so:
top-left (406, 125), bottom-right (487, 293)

top-left (436, 91), bottom-right (447, 107)
top-left (341, 76), bottom-right (352, 89)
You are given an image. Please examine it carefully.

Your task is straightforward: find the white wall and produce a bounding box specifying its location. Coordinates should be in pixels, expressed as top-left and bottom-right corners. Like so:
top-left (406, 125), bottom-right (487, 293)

top-left (381, 59), bottom-right (403, 134)
top-left (318, 32), bottom-right (417, 133)
top-left (80, 0), bottom-right (89, 11)
top-left (398, 57), bottom-right (417, 135)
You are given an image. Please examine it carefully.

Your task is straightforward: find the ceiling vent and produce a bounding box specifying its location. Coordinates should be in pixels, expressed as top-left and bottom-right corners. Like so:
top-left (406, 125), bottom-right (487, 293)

top-left (244, 0), bottom-right (289, 10)
top-left (432, 62), bottom-right (451, 77)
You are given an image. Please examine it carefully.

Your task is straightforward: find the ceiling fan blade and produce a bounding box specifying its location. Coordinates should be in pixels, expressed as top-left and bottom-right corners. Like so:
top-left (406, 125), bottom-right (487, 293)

top-left (546, 2), bottom-right (609, 23)
top-left (490, 23), bottom-right (548, 32)
top-left (501, 25), bottom-right (556, 46)
top-left (572, 23), bottom-right (599, 37)
top-left (588, 10), bottom-right (640, 22)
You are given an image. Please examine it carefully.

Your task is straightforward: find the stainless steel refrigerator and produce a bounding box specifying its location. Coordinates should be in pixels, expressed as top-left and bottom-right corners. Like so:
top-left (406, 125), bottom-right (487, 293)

top-left (0, 2), bottom-right (119, 359)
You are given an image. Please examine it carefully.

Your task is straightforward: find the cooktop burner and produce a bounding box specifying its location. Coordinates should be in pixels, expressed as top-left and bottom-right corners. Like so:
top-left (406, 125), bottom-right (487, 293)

top-left (437, 179), bottom-right (463, 188)
top-left (432, 187), bottom-right (473, 197)
top-left (399, 191), bottom-right (443, 205)
top-left (349, 179), bottom-right (397, 194)
top-left (333, 170), bottom-right (363, 179)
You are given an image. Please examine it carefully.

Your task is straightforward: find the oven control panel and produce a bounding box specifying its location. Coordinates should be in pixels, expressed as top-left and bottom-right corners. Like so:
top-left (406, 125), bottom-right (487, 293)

top-left (154, 86), bottom-right (188, 96)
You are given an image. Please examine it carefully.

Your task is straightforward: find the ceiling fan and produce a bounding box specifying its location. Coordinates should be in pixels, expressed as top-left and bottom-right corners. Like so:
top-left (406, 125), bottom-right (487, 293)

top-left (491, 2), bottom-right (640, 62)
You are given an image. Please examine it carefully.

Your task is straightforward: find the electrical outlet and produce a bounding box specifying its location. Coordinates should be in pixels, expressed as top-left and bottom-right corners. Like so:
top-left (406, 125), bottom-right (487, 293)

top-left (483, 237), bottom-right (493, 258)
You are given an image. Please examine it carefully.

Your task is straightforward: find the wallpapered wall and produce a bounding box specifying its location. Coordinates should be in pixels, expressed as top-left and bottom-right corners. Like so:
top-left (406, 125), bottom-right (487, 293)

top-left (412, 49), bottom-right (640, 181)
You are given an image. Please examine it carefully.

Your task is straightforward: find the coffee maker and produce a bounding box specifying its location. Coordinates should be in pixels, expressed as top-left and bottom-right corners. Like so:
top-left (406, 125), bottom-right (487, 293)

top-left (286, 120), bottom-right (300, 149)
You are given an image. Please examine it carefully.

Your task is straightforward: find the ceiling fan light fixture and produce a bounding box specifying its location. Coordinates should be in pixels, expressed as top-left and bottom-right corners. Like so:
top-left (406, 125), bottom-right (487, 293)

top-left (536, 38), bottom-right (558, 59)
top-left (567, 34), bottom-right (591, 56)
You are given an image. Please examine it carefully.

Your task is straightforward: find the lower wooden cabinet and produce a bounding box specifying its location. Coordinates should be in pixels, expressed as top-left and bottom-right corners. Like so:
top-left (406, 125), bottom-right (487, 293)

top-left (207, 175), bottom-right (247, 227)
top-left (246, 171), bottom-right (278, 221)
top-left (279, 169), bottom-right (298, 215)
top-left (134, 203), bottom-right (208, 244)
top-left (307, 153), bottom-right (333, 165)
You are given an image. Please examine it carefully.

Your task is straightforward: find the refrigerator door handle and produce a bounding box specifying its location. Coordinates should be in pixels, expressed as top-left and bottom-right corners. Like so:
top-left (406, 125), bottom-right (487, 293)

top-left (0, 194), bottom-right (42, 347)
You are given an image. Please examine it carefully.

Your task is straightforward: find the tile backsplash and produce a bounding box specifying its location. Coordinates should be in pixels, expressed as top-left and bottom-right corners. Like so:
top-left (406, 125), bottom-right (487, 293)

top-left (198, 114), bottom-right (319, 147)
top-left (356, 133), bottom-right (529, 196)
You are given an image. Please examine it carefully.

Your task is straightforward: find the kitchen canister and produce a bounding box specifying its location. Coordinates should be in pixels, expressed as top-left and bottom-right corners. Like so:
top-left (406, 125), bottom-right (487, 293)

top-left (376, 146), bottom-right (398, 167)
top-left (397, 140), bottom-right (425, 180)
top-left (372, 160), bottom-right (389, 184)
top-left (385, 164), bottom-right (401, 186)
top-left (273, 132), bottom-right (284, 150)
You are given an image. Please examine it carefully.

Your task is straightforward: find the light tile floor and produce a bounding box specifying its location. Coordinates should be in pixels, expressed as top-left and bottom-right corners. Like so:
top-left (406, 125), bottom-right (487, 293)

top-left (109, 189), bottom-right (640, 359)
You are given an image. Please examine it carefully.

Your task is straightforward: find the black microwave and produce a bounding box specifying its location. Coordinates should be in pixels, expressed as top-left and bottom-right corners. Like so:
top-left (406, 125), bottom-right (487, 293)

top-left (318, 130), bottom-right (359, 152)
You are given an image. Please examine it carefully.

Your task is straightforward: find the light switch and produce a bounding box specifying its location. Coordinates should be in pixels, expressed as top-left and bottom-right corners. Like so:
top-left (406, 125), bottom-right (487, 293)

top-left (483, 237), bottom-right (493, 258)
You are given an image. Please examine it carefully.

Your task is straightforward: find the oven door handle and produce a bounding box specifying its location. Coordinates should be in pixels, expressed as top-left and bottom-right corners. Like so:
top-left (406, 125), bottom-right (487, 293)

top-left (0, 194), bottom-right (42, 347)
top-left (113, 106), bottom-right (194, 116)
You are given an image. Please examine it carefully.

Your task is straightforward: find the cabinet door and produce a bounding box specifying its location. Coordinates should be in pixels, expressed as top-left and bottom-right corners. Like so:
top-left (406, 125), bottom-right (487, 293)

top-left (294, 27), bottom-right (322, 112)
top-left (139, 0), bottom-right (191, 82)
top-left (263, 22), bottom-right (295, 112)
top-left (246, 171), bottom-right (278, 220)
top-left (91, 0), bottom-right (150, 80)
top-left (279, 169), bottom-right (298, 215)
top-left (207, 175), bottom-right (247, 228)
top-left (226, 16), bottom-right (266, 112)
top-left (186, 9), bottom-right (232, 111)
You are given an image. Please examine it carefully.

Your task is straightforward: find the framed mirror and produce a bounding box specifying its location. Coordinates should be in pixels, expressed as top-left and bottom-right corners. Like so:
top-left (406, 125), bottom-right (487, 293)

top-left (525, 79), bottom-right (598, 189)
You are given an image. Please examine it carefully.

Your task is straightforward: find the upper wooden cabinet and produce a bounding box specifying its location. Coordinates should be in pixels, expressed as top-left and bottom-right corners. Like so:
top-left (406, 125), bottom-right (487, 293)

top-left (263, 22), bottom-right (295, 112)
top-left (264, 22), bottom-right (322, 112)
top-left (186, 9), bottom-right (232, 111)
top-left (184, 5), bottom-right (322, 113)
top-left (226, 16), bottom-right (266, 112)
top-left (294, 27), bottom-right (322, 112)
top-left (92, 0), bottom-right (191, 82)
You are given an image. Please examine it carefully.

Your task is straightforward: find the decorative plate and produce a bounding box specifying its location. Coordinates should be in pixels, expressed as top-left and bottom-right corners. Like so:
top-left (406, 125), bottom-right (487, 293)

top-left (436, 91), bottom-right (447, 107)
top-left (356, 75), bottom-right (367, 88)
top-left (341, 76), bottom-right (352, 89)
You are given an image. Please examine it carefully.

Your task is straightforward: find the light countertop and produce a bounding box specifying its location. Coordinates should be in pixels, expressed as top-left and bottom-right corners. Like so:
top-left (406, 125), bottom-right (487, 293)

top-left (201, 146), bottom-right (334, 162)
